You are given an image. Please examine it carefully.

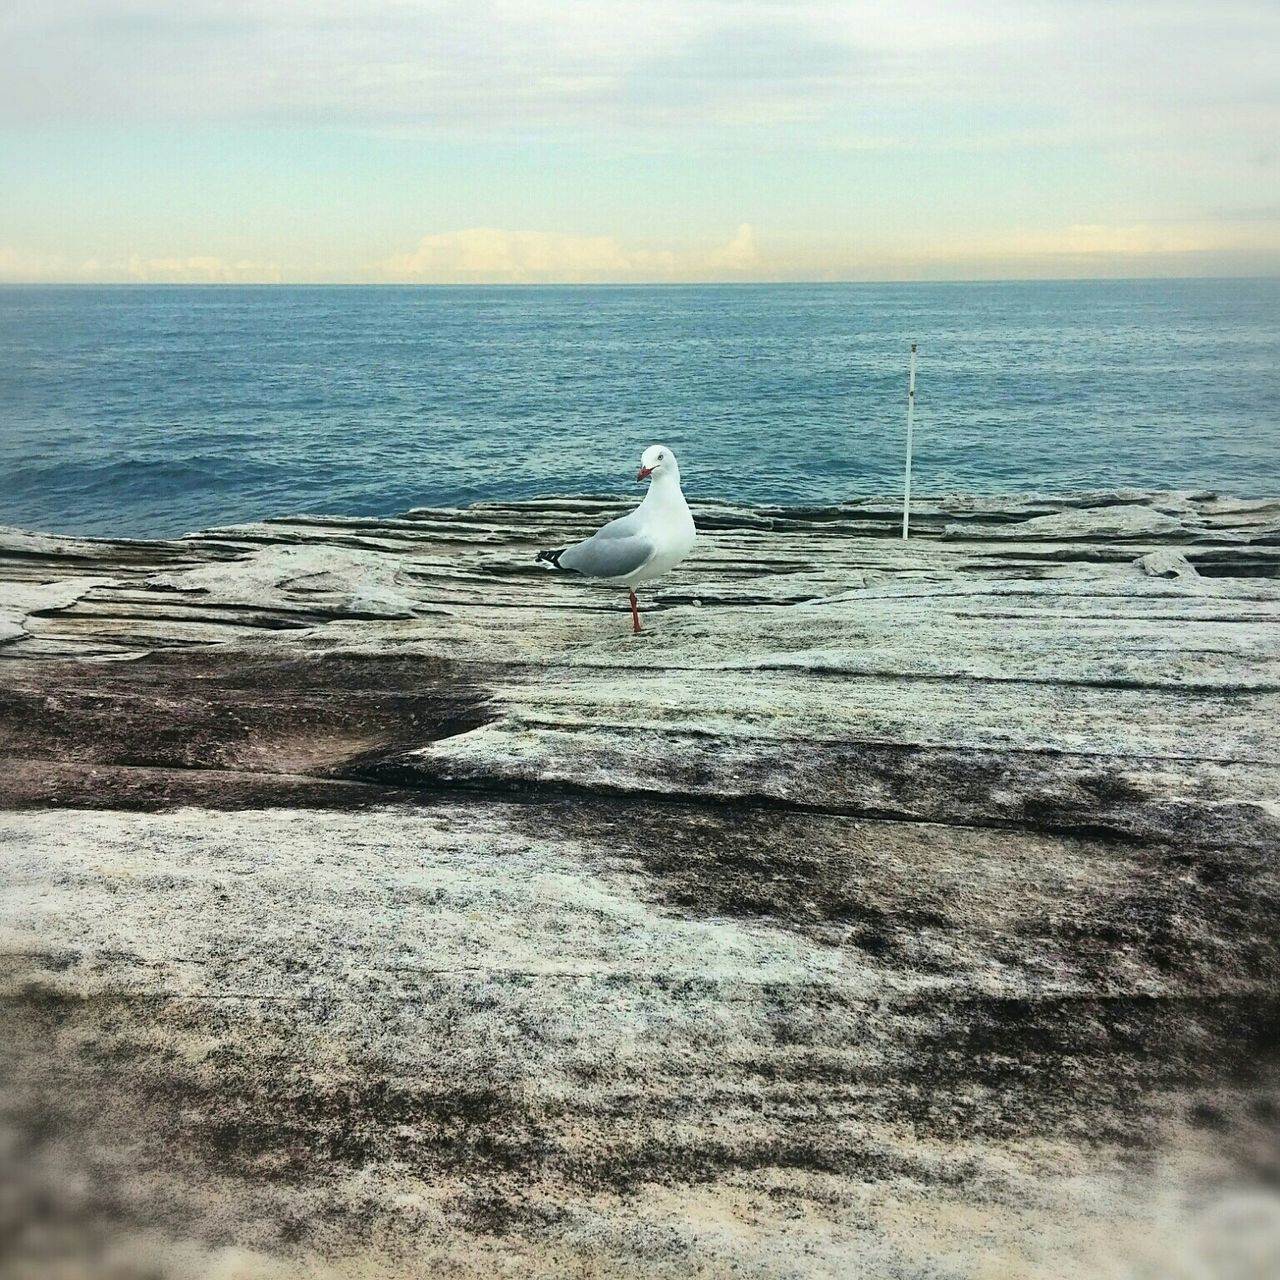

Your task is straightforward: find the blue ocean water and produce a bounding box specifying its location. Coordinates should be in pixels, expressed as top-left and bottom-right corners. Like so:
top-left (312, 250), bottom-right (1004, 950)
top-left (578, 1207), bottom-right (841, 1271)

top-left (1, 280), bottom-right (1277, 539)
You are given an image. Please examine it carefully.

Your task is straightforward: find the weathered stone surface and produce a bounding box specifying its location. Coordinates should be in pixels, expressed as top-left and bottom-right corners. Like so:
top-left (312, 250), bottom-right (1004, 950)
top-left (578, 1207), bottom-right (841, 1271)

top-left (1, 489), bottom-right (1278, 1279)
top-left (1137, 548), bottom-right (1201, 580)
top-left (0, 576), bottom-right (116, 647)
top-left (946, 503), bottom-right (1192, 541)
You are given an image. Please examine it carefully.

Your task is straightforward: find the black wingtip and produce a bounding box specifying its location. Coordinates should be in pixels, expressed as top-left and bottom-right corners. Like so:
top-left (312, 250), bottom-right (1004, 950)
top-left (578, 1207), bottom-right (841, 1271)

top-left (535, 548), bottom-right (566, 570)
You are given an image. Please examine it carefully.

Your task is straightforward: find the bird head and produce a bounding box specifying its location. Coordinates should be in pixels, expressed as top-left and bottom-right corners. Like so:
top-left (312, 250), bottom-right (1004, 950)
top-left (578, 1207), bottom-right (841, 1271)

top-left (637, 444), bottom-right (677, 483)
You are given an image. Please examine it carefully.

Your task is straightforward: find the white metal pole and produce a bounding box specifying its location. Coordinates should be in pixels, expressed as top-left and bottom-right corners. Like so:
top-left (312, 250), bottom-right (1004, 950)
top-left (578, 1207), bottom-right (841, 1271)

top-left (901, 342), bottom-right (917, 540)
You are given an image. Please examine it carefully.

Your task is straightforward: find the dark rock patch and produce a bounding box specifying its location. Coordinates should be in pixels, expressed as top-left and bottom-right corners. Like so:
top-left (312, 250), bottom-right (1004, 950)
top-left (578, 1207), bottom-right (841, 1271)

top-left (0, 650), bottom-right (497, 808)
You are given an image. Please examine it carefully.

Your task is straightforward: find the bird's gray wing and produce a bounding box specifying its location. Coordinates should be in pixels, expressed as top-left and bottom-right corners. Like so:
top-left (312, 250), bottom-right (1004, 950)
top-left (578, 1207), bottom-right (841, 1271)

top-left (559, 525), bottom-right (656, 580)
top-left (592, 508), bottom-right (645, 539)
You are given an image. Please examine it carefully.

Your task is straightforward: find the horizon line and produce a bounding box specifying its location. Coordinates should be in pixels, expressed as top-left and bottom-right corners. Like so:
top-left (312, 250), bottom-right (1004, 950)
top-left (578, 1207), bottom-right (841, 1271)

top-left (3, 274), bottom-right (1279, 289)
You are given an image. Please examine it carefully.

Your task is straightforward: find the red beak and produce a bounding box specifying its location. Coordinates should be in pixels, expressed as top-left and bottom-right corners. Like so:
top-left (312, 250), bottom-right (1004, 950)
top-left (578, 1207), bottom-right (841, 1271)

top-left (636, 466), bottom-right (653, 481)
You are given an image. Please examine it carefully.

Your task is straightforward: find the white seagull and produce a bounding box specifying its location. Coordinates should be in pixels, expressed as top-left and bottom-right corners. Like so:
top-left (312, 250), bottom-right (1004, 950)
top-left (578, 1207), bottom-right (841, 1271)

top-left (536, 444), bottom-right (697, 633)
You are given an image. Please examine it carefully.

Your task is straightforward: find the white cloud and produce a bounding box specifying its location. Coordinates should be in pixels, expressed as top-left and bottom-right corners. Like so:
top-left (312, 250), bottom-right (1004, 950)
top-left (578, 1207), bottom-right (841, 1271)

top-left (706, 224), bottom-right (758, 272)
top-left (377, 225), bottom-right (754, 283)
top-left (124, 255), bottom-right (282, 283)
top-left (909, 221), bottom-right (1280, 267)
top-left (768, 221), bottom-right (1280, 280)
top-left (0, 246), bottom-right (75, 281)
top-left (381, 229), bottom-right (633, 281)
top-left (3, 2), bottom-right (1274, 151)
top-left (0, 247), bottom-right (282, 283)
top-left (7, 217), bottom-right (1276, 284)
top-left (377, 218), bottom-right (1280, 284)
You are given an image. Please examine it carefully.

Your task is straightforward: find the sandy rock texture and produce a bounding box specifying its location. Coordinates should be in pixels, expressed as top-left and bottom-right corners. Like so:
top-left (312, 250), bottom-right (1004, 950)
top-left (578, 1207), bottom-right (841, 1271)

top-left (2, 490), bottom-right (1279, 1278)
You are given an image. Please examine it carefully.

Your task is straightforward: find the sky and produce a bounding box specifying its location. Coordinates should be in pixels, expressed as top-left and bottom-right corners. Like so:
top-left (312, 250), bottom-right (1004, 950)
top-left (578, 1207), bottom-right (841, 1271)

top-left (1, 0), bottom-right (1278, 283)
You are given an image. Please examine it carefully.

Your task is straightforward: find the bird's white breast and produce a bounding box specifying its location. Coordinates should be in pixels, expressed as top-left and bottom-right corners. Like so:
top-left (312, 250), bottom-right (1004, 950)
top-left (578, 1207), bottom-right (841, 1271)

top-left (632, 502), bottom-right (696, 586)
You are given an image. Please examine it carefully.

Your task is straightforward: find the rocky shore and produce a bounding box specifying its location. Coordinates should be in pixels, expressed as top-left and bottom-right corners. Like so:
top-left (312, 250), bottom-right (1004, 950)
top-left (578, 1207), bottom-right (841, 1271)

top-left (2, 490), bottom-right (1279, 1278)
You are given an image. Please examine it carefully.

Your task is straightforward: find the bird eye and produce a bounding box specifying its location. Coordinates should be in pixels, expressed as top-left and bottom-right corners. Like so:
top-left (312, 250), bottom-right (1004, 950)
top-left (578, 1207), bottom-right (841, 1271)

top-left (657, 452), bottom-right (665, 460)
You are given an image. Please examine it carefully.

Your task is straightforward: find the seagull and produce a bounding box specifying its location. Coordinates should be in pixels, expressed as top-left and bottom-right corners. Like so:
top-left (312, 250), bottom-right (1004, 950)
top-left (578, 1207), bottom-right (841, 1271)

top-left (536, 444), bottom-right (697, 633)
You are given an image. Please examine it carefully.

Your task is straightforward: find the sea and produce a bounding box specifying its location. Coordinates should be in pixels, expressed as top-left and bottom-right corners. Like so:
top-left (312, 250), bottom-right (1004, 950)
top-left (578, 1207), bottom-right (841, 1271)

top-left (1, 279), bottom-right (1277, 539)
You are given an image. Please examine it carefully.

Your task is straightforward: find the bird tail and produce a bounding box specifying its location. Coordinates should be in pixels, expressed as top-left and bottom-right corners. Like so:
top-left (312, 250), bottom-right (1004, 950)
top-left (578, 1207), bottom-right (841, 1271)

top-left (535, 548), bottom-right (568, 571)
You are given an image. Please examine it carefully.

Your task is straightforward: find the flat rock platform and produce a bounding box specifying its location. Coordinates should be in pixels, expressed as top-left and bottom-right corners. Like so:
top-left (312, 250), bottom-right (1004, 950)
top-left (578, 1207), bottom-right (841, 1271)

top-left (2, 490), bottom-right (1278, 1278)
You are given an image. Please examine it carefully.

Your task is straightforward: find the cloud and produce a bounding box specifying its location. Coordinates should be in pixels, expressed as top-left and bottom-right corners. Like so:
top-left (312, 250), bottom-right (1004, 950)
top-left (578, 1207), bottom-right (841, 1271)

top-left (0, 246), bottom-right (76, 281)
top-left (4, 1), bottom-right (1275, 154)
top-left (769, 220), bottom-right (1280, 280)
top-left (124, 255), bottom-right (282, 283)
top-left (7, 215), bottom-right (1277, 284)
top-left (376, 218), bottom-right (1280, 285)
top-left (0, 247), bottom-right (282, 283)
top-left (377, 225), bottom-right (755, 283)
top-left (706, 224), bottom-right (759, 271)
top-left (934, 224), bottom-right (1215, 260)
top-left (913, 221), bottom-right (1280, 269)
top-left (380, 229), bottom-right (640, 282)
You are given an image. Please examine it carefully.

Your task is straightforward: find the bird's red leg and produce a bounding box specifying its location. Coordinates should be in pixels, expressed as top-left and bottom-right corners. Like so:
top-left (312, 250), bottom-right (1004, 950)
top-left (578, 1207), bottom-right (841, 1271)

top-left (629, 589), bottom-right (642, 633)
